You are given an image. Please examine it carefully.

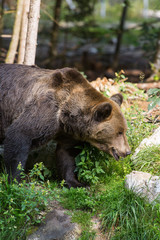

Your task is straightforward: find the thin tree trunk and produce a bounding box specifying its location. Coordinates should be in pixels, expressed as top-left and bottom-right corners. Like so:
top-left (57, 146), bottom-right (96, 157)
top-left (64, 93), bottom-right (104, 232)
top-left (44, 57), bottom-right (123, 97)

top-left (5, 0), bottom-right (24, 63)
top-left (0, 0), bottom-right (5, 48)
top-left (50, 0), bottom-right (62, 58)
top-left (112, 0), bottom-right (129, 70)
top-left (18, 0), bottom-right (30, 64)
top-left (154, 31), bottom-right (160, 72)
top-left (24, 0), bottom-right (41, 65)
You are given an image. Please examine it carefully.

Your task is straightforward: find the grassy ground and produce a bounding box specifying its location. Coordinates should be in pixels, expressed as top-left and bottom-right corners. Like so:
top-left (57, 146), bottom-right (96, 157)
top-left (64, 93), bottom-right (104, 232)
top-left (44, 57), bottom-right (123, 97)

top-left (0, 90), bottom-right (160, 239)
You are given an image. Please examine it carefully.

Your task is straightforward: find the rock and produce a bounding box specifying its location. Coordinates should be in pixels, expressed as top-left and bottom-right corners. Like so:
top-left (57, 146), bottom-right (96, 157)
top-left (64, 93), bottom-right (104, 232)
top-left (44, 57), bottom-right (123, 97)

top-left (125, 171), bottom-right (160, 203)
top-left (27, 208), bottom-right (81, 240)
top-left (132, 126), bottom-right (160, 158)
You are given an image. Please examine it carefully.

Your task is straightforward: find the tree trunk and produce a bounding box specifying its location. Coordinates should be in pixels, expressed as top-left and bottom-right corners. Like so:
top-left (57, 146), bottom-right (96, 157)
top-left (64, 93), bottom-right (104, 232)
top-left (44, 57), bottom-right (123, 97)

top-left (5, 0), bottom-right (24, 63)
top-left (154, 31), bottom-right (160, 73)
top-left (0, 0), bottom-right (5, 49)
top-left (112, 0), bottom-right (129, 70)
top-left (50, 0), bottom-right (63, 58)
top-left (24, 0), bottom-right (41, 65)
top-left (18, 0), bottom-right (30, 64)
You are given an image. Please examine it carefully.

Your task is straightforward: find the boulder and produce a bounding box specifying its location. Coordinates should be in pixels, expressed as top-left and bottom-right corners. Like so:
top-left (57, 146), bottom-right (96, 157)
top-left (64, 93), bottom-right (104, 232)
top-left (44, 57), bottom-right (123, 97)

top-left (125, 171), bottom-right (160, 203)
top-left (132, 126), bottom-right (160, 158)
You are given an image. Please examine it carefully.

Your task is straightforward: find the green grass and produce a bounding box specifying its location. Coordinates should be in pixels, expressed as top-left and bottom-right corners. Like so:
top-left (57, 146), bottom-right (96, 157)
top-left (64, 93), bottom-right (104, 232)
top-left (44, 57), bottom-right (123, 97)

top-left (59, 179), bottom-right (160, 240)
top-left (125, 105), bottom-right (157, 152)
top-left (99, 181), bottom-right (160, 240)
top-left (132, 145), bottom-right (160, 175)
top-left (0, 104), bottom-right (160, 239)
top-left (71, 211), bottom-right (96, 240)
top-left (0, 164), bottom-right (57, 240)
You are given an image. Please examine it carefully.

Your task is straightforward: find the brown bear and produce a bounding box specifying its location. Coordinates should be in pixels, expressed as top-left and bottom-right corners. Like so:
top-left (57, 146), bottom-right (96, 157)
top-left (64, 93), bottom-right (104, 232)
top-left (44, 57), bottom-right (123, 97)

top-left (0, 64), bottom-right (131, 187)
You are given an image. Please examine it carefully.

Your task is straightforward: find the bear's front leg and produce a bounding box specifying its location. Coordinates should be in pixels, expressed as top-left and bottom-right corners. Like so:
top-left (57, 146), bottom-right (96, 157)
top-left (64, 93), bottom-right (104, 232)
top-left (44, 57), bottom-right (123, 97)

top-left (56, 143), bottom-right (84, 188)
top-left (4, 126), bottom-right (31, 181)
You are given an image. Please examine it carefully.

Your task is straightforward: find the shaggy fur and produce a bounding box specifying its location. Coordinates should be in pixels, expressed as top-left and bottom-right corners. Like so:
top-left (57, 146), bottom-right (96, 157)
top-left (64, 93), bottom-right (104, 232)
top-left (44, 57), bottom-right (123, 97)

top-left (0, 64), bottom-right (130, 187)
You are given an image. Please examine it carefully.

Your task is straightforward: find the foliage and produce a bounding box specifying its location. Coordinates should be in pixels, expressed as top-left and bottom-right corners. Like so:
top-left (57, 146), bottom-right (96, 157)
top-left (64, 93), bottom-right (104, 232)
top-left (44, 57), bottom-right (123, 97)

top-left (64, 0), bottom-right (97, 22)
top-left (114, 70), bottom-right (127, 83)
top-left (140, 23), bottom-right (160, 61)
top-left (60, 179), bottom-right (160, 240)
top-left (60, 186), bottom-right (97, 211)
top-left (0, 163), bottom-right (55, 240)
top-left (28, 162), bottom-right (52, 181)
top-left (0, 92), bottom-right (159, 239)
top-left (132, 145), bottom-right (160, 175)
top-left (75, 143), bottom-right (110, 185)
top-left (147, 88), bottom-right (160, 110)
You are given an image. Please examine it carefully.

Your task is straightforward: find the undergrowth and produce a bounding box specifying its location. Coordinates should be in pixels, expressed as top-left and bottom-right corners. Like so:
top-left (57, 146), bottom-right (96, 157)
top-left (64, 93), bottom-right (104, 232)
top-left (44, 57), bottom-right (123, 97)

top-left (59, 180), bottom-right (160, 240)
top-left (132, 145), bottom-right (160, 174)
top-left (0, 163), bottom-right (57, 240)
top-left (0, 104), bottom-right (160, 239)
top-left (99, 181), bottom-right (160, 240)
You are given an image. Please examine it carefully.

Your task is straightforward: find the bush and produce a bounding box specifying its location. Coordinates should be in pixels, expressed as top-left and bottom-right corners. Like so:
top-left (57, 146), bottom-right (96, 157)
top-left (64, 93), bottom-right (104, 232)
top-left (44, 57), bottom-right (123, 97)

top-left (0, 163), bottom-right (54, 240)
top-left (75, 143), bottom-right (110, 185)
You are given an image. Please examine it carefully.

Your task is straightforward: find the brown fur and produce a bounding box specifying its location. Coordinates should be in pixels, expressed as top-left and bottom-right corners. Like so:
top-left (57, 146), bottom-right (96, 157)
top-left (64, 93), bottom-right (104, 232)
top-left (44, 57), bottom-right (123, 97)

top-left (0, 64), bottom-right (130, 187)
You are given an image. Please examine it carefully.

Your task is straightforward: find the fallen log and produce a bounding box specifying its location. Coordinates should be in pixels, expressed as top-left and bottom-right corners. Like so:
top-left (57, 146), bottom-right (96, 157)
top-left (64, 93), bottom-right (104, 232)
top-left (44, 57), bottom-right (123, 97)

top-left (136, 82), bottom-right (160, 90)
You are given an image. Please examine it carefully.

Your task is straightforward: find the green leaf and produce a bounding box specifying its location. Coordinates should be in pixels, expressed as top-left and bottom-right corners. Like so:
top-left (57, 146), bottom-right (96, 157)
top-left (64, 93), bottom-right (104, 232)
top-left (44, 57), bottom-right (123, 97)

top-left (148, 88), bottom-right (160, 96)
top-left (121, 74), bottom-right (126, 79)
top-left (39, 174), bottom-right (44, 181)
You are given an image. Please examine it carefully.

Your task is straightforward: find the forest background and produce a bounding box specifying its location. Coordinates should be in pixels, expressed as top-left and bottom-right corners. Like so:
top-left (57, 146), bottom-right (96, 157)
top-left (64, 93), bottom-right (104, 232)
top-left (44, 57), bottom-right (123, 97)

top-left (0, 1), bottom-right (160, 239)
top-left (0, 0), bottom-right (160, 83)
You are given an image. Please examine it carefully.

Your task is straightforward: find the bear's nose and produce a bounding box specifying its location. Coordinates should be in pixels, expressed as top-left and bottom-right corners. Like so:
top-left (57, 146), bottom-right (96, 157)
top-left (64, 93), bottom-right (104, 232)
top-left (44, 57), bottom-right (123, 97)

top-left (126, 150), bottom-right (131, 156)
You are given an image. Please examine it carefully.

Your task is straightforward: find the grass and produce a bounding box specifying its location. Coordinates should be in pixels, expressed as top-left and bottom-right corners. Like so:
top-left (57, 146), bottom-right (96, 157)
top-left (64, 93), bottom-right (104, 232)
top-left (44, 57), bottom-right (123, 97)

top-left (0, 104), bottom-right (160, 239)
top-left (125, 105), bottom-right (157, 152)
top-left (59, 179), bottom-right (160, 240)
top-left (99, 181), bottom-right (160, 240)
top-left (0, 165), bottom-right (58, 240)
top-left (132, 145), bottom-right (160, 175)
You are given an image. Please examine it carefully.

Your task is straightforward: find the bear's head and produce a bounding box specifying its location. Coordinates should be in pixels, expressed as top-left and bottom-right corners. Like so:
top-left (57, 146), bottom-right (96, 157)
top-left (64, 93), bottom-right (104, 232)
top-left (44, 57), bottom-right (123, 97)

top-left (88, 93), bottom-right (131, 160)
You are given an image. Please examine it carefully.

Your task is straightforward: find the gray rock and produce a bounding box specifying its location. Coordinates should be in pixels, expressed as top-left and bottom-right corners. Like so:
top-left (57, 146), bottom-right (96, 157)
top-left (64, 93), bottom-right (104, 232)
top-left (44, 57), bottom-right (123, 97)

top-left (125, 171), bottom-right (160, 203)
top-left (27, 209), bottom-right (81, 240)
top-left (132, 126), bottom-right (160, 158)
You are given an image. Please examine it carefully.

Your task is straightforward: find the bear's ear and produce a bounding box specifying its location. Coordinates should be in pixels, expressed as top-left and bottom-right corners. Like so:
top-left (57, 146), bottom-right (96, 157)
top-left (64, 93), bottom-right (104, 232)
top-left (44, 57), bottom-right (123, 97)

top-left (110, 93), bottom-right (123, 106)
top-left (94, 102), bottom-right (112, 122)
top-left (52, 71), bottom-right (63, 87)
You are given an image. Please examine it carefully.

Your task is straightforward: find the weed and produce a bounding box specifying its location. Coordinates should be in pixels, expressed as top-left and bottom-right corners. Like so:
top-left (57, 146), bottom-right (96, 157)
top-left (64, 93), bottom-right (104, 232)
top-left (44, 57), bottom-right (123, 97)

top-left (28, 162), bottom-right (52, 181)
top-left (132, 145), bottom-right (160, 175)
top-left (147, 88), bottom-right (160, 110)
top-left (114, 70), bottom-right (127, 83)
top-left (60, 187), bottom-right (97, 211)
top-left (75, 143), bottom-right (110, 185)
top-left (0, 164), bottom-right (55, 240)
top-left (99, 181), bottom-right (160, 240)
top-left (125, 106), bottom-right (156, 152)
top-left (71, 211), bottom-right (96, 240)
